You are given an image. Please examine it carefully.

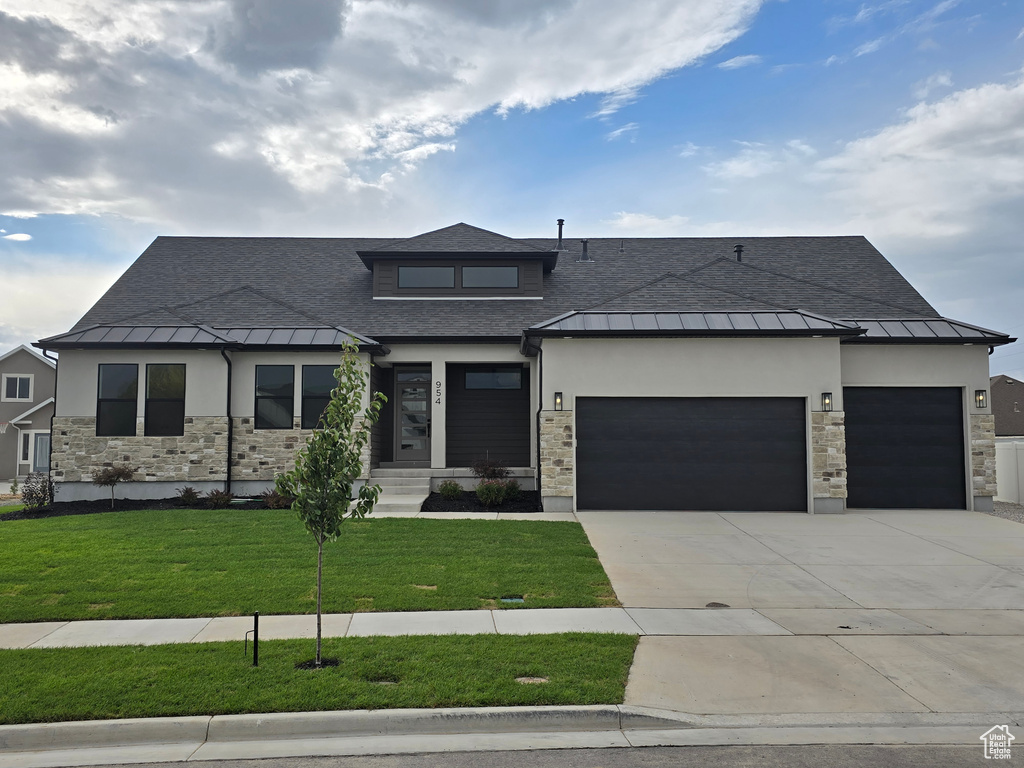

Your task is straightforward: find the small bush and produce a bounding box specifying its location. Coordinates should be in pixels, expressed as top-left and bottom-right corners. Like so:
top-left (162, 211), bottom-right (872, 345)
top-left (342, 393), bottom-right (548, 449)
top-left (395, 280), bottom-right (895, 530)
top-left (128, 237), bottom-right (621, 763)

top-left (260, 488), bottom-right (293, 509)
top-left (471, 459), bottom-right (511, 480)
top-left (475, 479), bottom-right (506, 507)
top-left (91, 464), bottom-right (138, 509)
top-left (204, 489), bottom-right (234, 509)
top-left (175, 486), bottom-right (201, 506)
top-left (502, 479), bottom-right (521, 502)
top-left (9, 477), bottom-right (19, 496)
top-left (437, 479), bottom-right (463, 501)
top-left (22, 473), bottom-right (56, 509)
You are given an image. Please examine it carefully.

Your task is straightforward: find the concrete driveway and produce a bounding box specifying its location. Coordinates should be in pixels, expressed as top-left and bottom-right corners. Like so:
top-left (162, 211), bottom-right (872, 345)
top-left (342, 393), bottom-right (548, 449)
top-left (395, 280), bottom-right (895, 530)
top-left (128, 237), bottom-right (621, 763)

top-left (577, 509), bottom-right (1024, 717)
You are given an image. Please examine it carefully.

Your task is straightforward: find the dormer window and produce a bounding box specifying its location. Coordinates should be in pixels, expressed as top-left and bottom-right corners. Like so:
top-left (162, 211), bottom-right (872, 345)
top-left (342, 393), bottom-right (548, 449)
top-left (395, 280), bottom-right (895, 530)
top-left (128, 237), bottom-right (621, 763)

top-left (398, 266), bottom-right (456, 289)
top-left (462, 266), bottom-right (519, 289)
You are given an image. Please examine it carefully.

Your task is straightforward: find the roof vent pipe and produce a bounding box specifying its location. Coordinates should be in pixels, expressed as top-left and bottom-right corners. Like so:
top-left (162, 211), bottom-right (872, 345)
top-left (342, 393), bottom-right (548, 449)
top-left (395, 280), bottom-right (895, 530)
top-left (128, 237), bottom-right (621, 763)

top-left (618, 240), bottom-right (625, 254)
top-left (556, 219), bottom-right (565, 251)
top-left (734, 244), bottom-right (744, 262)
top-left (576, 239), bottom-right (594, 263)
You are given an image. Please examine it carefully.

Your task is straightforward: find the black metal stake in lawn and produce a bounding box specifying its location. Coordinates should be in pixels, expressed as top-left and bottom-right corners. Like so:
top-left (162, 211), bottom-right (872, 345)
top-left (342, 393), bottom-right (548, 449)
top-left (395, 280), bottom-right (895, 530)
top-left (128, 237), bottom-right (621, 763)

top-left (275, 340), bottom-right (386, 669)
top-left (253, 611), bottom-right (259, 667)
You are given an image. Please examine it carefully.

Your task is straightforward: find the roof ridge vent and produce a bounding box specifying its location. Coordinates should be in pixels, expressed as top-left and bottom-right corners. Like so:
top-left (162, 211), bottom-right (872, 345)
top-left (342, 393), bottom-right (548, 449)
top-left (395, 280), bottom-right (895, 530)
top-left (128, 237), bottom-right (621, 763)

top-left (576, 239), bottom-right (595, 263)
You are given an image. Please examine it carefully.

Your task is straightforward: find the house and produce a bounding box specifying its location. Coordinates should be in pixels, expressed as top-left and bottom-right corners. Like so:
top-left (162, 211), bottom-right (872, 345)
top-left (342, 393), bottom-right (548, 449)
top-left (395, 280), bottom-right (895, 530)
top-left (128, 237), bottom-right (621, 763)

top-left (992, 374), bottom-right (1024, 504)
top-left (991, 374), bottom-right (1024, 437)
top-left (0, 344), bottom-right (56, 484)
top-left (35, 222), bottom-right (1014, 512)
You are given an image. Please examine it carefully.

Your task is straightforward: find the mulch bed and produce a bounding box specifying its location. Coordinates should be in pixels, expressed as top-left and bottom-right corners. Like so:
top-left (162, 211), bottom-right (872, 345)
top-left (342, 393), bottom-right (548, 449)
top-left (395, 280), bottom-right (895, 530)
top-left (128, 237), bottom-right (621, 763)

top-left (419, 490), bottom-right (542, 514)
top-left (0, 497), bottom-right (265, 522)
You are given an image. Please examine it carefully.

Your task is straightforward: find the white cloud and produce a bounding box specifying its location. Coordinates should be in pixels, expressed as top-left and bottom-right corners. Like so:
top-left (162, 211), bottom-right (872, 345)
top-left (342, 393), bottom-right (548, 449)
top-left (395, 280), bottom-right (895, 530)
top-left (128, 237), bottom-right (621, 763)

top-left (817, 72), bottom-right (1024, 239)
top-left (606, 123), bottom-right (639, 142)
top-left (716, 54), bottom-right (762, 69)
top-left (702, 139), bottom-right (815, 180)
top-left (913, 70), bottom-right (953, 100)
top-left (0, 0), bottom-right (763, 231)
top-left (1, 233), bottom-right (32, 241)
top-left (605, 211), bottom-right (691, 234)
top-left (679, 141), bottom-right (701, 157)
top-left (854, 37), bottom-right (885, 56)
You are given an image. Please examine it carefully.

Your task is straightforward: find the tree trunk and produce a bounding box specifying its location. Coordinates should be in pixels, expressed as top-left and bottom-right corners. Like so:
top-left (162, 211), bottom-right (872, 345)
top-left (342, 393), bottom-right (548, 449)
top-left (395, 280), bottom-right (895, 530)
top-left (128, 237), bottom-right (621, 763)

top-left (316, 536), bottom-right (323, 667)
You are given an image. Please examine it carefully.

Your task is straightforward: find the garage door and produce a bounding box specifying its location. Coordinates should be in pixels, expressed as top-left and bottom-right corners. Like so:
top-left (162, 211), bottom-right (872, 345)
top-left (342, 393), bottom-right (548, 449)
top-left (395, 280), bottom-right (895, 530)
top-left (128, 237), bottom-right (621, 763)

top-left (844, 387), bottom-right (965, 509)
top-left (576, 397), bottom-right (807, 511)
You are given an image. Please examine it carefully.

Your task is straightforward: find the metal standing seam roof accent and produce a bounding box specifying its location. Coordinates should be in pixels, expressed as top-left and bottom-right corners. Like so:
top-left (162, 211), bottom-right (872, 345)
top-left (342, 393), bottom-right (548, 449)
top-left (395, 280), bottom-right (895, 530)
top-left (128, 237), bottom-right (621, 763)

top-left (841, 318), bottom-right (1015, 344)
top-left (525, 310), bottom-right (865, 336)
top-left (36, 325), bottom-right (384, 349)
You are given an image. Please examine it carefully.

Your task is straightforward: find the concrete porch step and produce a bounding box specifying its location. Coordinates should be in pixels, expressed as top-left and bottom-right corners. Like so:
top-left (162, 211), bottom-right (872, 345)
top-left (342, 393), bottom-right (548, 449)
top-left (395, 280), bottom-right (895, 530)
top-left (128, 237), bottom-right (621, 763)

top-left (373, 492), bottom-right (429, 516)
top-left (374, 476), bottom-right (432, 488)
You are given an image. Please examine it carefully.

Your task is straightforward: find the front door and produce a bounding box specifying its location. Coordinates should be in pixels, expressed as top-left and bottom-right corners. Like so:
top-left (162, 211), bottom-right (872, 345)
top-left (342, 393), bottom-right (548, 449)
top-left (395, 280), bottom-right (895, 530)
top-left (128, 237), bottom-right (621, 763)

top-left (32, 433), bottom-right (50, 474)
top-left (394, 366), bottom-right (431, 462)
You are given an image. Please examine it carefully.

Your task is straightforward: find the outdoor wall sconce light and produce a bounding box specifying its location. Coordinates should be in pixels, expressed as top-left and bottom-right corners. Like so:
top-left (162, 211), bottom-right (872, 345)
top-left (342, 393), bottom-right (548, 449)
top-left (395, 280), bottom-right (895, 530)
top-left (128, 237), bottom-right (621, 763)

top-left (554, 392), bottom-right (563, 411)
top-left (821, 392), bottom-right (833, 412)
top-left (975, 390), bottom-right (987, 409)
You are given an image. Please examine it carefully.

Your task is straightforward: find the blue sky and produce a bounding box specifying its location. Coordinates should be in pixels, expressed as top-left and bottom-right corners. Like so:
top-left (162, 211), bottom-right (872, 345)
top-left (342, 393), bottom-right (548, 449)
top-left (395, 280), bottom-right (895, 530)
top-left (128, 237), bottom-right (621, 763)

top-left (2, 0), bottom-right (1024, 377)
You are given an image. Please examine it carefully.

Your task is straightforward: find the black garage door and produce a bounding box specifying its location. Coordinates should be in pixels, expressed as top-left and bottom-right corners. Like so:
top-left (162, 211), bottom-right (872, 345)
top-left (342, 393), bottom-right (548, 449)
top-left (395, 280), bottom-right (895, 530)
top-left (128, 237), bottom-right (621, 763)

top-left (844, 387), bottom-right (966, 509)
top-left (576, 397), bottom-right (807, 511)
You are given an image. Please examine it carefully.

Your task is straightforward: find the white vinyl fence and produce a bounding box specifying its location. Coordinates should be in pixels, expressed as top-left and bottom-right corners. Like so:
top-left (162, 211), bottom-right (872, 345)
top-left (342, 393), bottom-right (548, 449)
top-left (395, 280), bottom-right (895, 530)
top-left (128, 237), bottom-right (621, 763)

top-left (995, 439), bottom-right (1024, 504)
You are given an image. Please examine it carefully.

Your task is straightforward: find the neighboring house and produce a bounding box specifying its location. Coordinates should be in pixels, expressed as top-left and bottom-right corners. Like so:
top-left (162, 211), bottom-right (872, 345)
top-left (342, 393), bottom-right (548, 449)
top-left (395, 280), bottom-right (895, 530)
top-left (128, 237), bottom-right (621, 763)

top-left (0, 344), bottom-right (56, 483)
top-left (36, 222), bottom-right (1014, 512)
top-left (991, 374), bottom-right (1024, 436)
top-left (992, 374), bottom-right (1024, 504)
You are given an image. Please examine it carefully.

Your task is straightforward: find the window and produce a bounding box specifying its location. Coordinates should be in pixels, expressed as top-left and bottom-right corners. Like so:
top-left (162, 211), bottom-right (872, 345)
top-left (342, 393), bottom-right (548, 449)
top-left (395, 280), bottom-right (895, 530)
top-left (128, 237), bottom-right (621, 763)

top-left (145, 364), bottom-right (185, 436)
top-left (462, 266), bottom-right (519, 288)
top-left (465, 367), bottom-right (522, 390)
top-left (1, 374), bottom-right (32, 402)
top-left (255, 365), bottom-right (294, 429)
top-left (302, 365), bottom-right (337, 429)
top-left (398, 266), bottom-right (456, 289)
top-left (97, 364), bottom-right (138, 436)
top-left (22, 432), bottom-right (30, 462)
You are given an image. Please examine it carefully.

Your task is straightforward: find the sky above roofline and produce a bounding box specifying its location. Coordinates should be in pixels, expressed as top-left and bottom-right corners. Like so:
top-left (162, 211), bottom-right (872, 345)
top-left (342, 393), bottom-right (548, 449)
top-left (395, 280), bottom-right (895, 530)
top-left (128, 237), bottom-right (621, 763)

top-left (1, 0), bottom-right (1023, 378)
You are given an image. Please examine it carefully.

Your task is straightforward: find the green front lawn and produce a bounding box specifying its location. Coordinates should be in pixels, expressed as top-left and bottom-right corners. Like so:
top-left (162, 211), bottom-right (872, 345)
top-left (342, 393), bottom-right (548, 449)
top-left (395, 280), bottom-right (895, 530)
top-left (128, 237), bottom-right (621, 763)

top-left (0, 509), bottom-right (616, 622)
top-left (0, 633), bottom-right (637, 725)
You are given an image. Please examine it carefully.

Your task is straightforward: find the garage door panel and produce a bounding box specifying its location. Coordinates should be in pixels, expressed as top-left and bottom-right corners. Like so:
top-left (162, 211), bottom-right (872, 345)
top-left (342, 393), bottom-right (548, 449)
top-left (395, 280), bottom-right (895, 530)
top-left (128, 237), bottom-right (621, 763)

top-left (576, 397), bottom-right (807, 511)
top-left (844, 387), bottom-right (965, 509)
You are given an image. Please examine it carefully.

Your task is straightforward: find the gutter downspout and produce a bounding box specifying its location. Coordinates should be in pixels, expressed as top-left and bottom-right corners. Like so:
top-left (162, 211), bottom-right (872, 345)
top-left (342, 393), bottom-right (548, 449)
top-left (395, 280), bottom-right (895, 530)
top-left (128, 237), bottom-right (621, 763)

top-left (43, 349), bottom-right (58, 489)
top-left (220, 348), bottom-right (233, 494)
top-left (533, 340), bottom-right (543, 512)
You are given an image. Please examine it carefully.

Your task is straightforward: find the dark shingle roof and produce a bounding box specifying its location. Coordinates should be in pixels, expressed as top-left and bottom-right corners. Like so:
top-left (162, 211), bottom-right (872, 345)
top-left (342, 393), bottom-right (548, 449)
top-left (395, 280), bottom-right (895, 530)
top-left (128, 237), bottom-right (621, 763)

top-left (362, 222), bottom-right (553, 255)
top-left (55, 228), bottom-right (990, 346)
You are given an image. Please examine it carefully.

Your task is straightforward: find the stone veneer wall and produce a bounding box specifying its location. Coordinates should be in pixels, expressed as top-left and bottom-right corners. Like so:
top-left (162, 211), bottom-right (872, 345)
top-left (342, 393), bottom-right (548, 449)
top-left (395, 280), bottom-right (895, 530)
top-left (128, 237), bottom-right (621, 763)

top-left (539, 410), bottom-right (574, 498)
top-left (970, 413), bottom-right (997, 498)
top-left (810, 411), bottom-right (847, 500)
top-left (51, 416), bottom-right (228, 483)
top-left (230, 417), bottom-right (371, 483)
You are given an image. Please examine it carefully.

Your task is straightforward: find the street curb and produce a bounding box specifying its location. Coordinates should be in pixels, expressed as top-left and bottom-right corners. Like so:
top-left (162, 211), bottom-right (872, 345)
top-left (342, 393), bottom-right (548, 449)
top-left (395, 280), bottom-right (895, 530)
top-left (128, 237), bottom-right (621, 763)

top-left (2, 706), bottom-right (1022, 754)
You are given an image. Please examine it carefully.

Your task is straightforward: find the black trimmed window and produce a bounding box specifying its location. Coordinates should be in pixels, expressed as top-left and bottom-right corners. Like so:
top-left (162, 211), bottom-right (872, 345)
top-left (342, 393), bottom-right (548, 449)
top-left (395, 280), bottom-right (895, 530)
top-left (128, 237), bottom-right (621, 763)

top-left (465, 367), bottom-right (523, 390)
top-left (145, 364), bottom-right (185, 436)
top-left (462, 266), bottom-right (518, 288)
top-left (302, 365), bottom-right (337, 429)
top-left (398, 266), bottom-right (455, 288)
top-left (97, 364), bottom-right (138, 436)
top-left (255, 365), bottom-right (294, 429)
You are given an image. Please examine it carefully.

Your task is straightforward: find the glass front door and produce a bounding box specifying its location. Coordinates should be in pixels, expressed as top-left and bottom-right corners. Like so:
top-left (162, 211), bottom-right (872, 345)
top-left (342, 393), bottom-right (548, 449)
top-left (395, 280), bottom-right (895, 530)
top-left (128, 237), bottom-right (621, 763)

top-left (32, 433), bottom-right (50, 474)
top-left (394, 367), bottom-right (431, 462)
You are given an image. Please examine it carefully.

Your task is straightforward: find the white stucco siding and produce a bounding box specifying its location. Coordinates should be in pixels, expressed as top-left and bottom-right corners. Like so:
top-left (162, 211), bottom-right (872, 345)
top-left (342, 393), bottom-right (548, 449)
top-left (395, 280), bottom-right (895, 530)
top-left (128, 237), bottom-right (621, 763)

top-left (540, 337), bottom-right (843, 406)
top-left (840, 344), bottom-right (992, 414)
top-left (54, 349), bottom-right (227, 418)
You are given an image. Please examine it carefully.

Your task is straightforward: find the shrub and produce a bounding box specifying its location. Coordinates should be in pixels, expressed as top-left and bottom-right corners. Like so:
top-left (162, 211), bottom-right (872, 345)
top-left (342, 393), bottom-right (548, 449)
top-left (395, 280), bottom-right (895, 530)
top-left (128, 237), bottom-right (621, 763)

top-left (91, 464), bottom-right (138, 510)
top-left (22, 473), bottom-right (56, 509)
top-left (475, 479), bottom-right (506, 507)
top-left (175, 486), bottom-right (201, 506)
top-left (437, 479), bottom-right (463, 501)
top-left (204, 489), bottom-right (234, 509)
top-left (470, 459), bottom-right (510, 480)
top-left (9, 477), bottom-right (19, 496)
top-left (502, 479), bottom-right (521, 502)
top-left (260, 488), bottom-right (293, 509)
